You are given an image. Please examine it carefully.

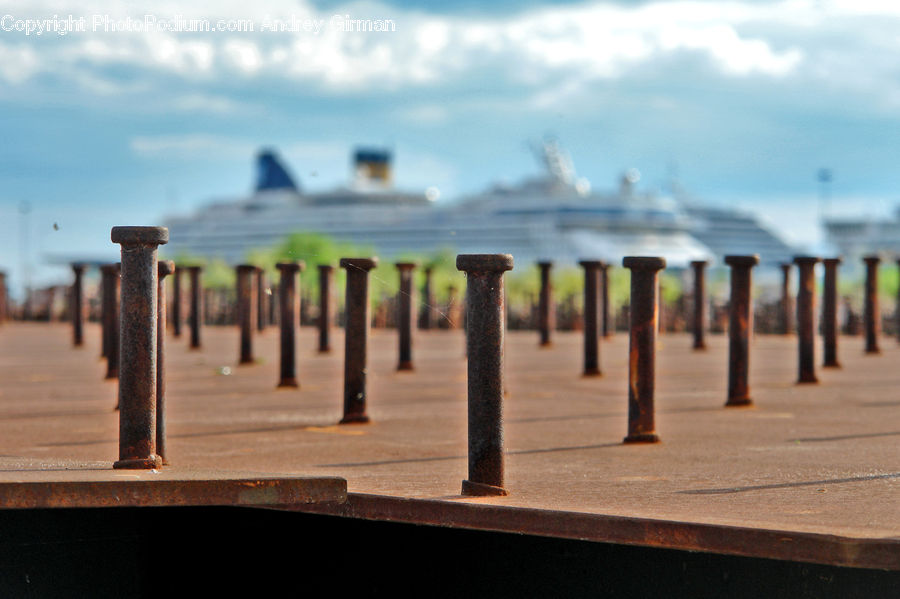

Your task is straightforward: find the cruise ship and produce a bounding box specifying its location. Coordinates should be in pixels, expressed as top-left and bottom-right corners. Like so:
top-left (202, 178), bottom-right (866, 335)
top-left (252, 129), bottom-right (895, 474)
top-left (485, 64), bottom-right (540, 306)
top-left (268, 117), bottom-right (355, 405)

top-left (164, 141), bottom-right (795, 270)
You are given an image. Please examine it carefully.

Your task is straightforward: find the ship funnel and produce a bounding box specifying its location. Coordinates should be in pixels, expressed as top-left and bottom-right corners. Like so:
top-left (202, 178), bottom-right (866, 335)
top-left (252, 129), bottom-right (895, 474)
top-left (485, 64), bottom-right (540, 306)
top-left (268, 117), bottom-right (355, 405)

top-left (354, 147), bottom-right (392, 188)
top-left (255, 149), bottom-right (300, 193)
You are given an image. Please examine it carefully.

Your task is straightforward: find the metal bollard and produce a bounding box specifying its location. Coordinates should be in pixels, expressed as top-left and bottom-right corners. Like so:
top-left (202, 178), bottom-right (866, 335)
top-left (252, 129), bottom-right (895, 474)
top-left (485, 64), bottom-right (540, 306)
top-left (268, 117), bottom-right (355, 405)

top-left (396, 262), bottom-right (417, 371)
top-left (600, 262), bottom-right (611, 338)
top-left (111, 226), bottom-right (167, 470)
top-left (537, 261), bottom-right (554, 346)
top-left (187, 265), bottom-right (203, 349)
top-left (457, 254), bottom-right (513, 496)
top-left (690, 260), bottom-right (708, 350)
top-left (780, 263), bottom-right (793, 335)
top-left (579, 260), bottom-right (603, 376)
top-left (318, 264), bottom-right (334, 354)
top-left (725, 255), bottom-right (759, 407)
top-left (420, 266), bottom-right (435, 330)
top-left (276, 261), bottom-right (304, 387)
top-left (340, 258), bottom-right (378, 424)
top-left (822, 258), bottom-right (841, 368)
top-left (71, 263), bottom-right (86, 347)
top-left (236, 265), bottom-right (257, 365)
top-left (100, 265), bottom-right (113, 359)
top-left (156, 260), bottom-right (174, 465)
top-left (794, 256), bottom-right (821, 383)
top-left (0, 271), bottom-right (7, 324)
top-left (863, 255), bottom-right (880, 354)
top-left (622, 257), bottom-right (665, 443)
top-left (101, 264), bottom-right (120, 380)
top-left (256, 267), bottom-right (267, 332)
top-left (172, 266), bottom-right (183, 337)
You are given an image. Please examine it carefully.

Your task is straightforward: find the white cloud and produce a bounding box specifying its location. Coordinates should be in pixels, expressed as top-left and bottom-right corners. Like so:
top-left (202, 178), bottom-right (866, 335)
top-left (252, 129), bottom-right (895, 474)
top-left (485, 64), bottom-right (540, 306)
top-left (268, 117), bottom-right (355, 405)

top-left (1, 0), bottom-right (899, 111)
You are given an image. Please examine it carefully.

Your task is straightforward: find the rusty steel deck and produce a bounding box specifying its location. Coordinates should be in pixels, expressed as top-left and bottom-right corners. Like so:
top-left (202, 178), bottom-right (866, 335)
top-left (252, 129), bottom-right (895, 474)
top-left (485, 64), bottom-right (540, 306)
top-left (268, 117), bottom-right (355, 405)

top-left (0, 322), bottom-right (896, 569)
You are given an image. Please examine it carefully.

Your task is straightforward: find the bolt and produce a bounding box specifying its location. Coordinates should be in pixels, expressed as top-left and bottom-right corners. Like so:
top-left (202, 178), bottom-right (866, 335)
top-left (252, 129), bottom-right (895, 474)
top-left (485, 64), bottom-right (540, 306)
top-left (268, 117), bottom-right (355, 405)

top-left (725, 255), bottom-right (759, 407)
top-left (420, 266), bottom-right (435, 330)
top-left (0, 271), bottom-right (7, 324)
top-left (794, 256), bottom-right (821, 383)
top-left (690, 260), bottom-right (708, 350)
top-left (863, 255), bottom-right (881, 354)
top-left (318, 264), bottom-right (334, 353)
top-left (100, 264), bottom-right (120, 379)
top-left (622, 257), bottom-right (666, 443)
top-left (579, 260), bottom-right (603, 376)
top-left (780, 263), bottom-right (793, 335)
top-left (537, 261), bottom-right (554, 346)
top-left (600, 262), bottom-right (611, 338)
top-left (446, 284), bottom-right (461, 329)
top-left (110, 226), bottom-right (167, 470)
top-left (276, 261), bottom-right (305, 387)
top-left (236, 265), bottom-right (257, 365)
top-left (171, 267), bottom-right (182, 337)
top-left (71, 263), bottom-right (86, 347)
top-left (457, 254), bottom-right (513, 496)
top-left (256, 267), bottom-right (267, 332)
top-left (101, 264), bottom-right (121, 380)
top-left (156, 260), bottom-right (174, 465)
top-left (822, 258), bottom-right (841, 368)
top-left (340, 257), bottom-right (378, 424)
top-left (396, 262), bottom-right (417, 371)
top-left (186, 266), bottom-right (203, 349)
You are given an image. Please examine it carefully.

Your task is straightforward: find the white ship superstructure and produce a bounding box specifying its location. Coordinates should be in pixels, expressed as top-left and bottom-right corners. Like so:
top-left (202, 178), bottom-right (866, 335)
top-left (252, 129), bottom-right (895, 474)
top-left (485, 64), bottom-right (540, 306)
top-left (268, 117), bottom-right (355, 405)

top-left (165, 142), bottom-right (795, 269)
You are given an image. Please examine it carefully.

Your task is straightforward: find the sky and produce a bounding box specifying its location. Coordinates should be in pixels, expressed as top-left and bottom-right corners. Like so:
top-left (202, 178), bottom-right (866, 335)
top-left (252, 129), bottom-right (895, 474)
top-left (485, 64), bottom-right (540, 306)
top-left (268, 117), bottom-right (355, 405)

top-left (1, 0), bottom-right (900, 294)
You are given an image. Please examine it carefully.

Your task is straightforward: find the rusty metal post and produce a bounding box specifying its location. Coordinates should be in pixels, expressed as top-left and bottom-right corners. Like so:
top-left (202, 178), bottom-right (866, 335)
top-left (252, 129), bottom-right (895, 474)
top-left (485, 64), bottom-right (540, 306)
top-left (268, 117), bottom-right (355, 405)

top-left (822, 258), bottom-right (841, 368)
top-left (622, 257), bottom-right (665, 443)
top-left (318, 264), bottom-right (334, 353)
top-left (0, 271), bottom-right (7, 324)
top-left (691, 260), bottom-right (708, 350)
top-left (579, 260), bottom-right (602, 376)
top-left (396, 262), bottom-right (417, 371)
top-left (71, 263), bottom-right (86, 347)
top-left (725, 255), bottom-right (759, 407)
top-left (256, 267), bottom-right (267, 332)
top-left (276, 261), bottom-right (304, 387)
top-left (537, 261), bottom-right (554, 346)
top-left (863, 255), bottom-right (881, 354)
top-left (236, 265), bottom-right (257, 365)
top-left (794, 256), bottom-right (821, 383)
top-left (457, 254), bottom-right (513, 496)
top-left (187, 266), bottom-right (202, 349)
top-left (100, 266), bottom-right (112, 359)
top-left (600, 263), bottom-right (611, 338)
top-left (340, 258), bottom-right (378, 424)
top-left (780, 263), bottom-right (793, 334)
top-left (420, 266), bottom-right (435, 330)
top-left (111, 226), bottom-right (167, 470)
top-left (101, 264), bottom-right (120, 380)
top-left (172, 267), bottom-right (182, 337)
top-left (156, 260), bottom-right (174, 465)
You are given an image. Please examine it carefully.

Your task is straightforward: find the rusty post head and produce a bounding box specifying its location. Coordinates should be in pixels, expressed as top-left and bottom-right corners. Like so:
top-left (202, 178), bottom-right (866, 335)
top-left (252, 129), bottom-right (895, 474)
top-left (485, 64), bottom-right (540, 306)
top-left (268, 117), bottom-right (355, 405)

top-left (395, 261), bottom-right (418, 271)
top-left (793, 256), bottom-right (821, 267)
top-left (863, 254), bottom-right (881, 266)
top-left (158, 260), bottom-right (175, 278)
top-left (623, 256), bottom-right (667, 272)
top-left (725, 255), bottom-right (760, 268)
top-left (824, 257), bottom-right (842, 267)
top-left (340, 258), bottom-right (378, 271)
top-left (111, 226), bottom-right (168, 470)
top-left (457, 254), bottom-right (513, 496)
